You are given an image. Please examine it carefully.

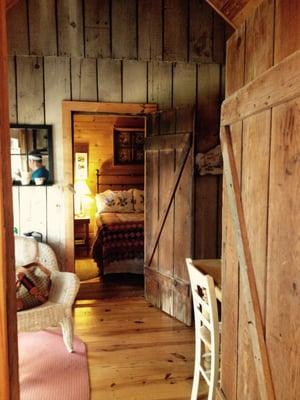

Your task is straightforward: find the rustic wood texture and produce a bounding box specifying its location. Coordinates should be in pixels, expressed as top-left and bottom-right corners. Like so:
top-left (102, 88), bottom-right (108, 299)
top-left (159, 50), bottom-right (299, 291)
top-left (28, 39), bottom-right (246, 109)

top-left (237, 111), bottom-right (271, 399)
top-left (123, 61), bottom-right (147, 103)
top-left (164, 0), bottom-right (188, 61)
top-left (222, 1), bottom-right (300, 398)
top-left (220, 121), bottom-right (242, 400)
top-left (173, 63), bottom-right (197, 107)
top-left (206, 0), bottom-right (265, 28)
top-left (266, 99), bottom-right (300, 399)
top-left (145, 109), bottom-right (193, 325)
top-left (7, 56), bottom-right (16, 123)
top-left (6, 1), bottom-right (224, 300)
top-left (6, 0), bottom-right (29, 55)
top-left (28, 0), bottom-right (57, 56)
top-left (111, 0), bottom-right (137, 60)
top-left (84, 0), bottom-right (111, 58)
top-left (7, 0), bottom-right (226, 63)
top-left (190, 0), bottom-right (213, 63)
top-left (148, 62), bottom-right (172, 109)
top-left (74, 296), bottom-right (207, 399)
top-left (225, 23), bottom-right (245, 96)
top-left (222, 48), bottom-right (300, 127)
top-left (274, 0), bottom-right (300, 64)
top-left (0, 2), bottom-right (19, 398)
top-left (16, 56), bottom-right (44, 124)
top-left (244, 0), bottom-right (274, 83)
top-left (57, 0), bottom-right (84, 57)
top-left (97, 59), bottom-right (122, 102)
top-left (44, 56), bottom-right (71, 267)
top-left (138, 0), bottom-right (162, 61)
top-left (71, 58), bottom-right (98, 101)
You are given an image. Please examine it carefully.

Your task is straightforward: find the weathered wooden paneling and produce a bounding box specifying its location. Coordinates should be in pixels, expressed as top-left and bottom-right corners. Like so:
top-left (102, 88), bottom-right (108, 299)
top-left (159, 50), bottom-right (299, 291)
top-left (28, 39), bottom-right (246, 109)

top-left (28, 0), bottom-right (57, 56)
top-left (173, 63), bottom-right (196, 106)
top-left (174, 149), bottom-right (193, 281)
top-left (190, 0), bottom-right (213, 63)
top-left (158, 149), bottom-right (174, 277)
top-left (244, 0), bottom-right (274, 83)
top-left (8, 56), bottom-right (16, 123)
top-left (123, 61), bottom-right (147, 103)
top-left (164, 0), bottom-right (188, 61)
top-left (274, 0), bottom-right (300, 64)
top-left (148, 61), bottom-right (172, 109)
top-left (111, 0), bottom-right (137, 60)
top-left (226, 24), bottom-right (245, 96)
top-left (71, 58), bottom-right (98, 101)
top-left (266, 99), bottom-right (300, 399)
top-left (6, 0), bottom-right (29, 55)
top-left (237, 110), bottom-right (271, 399)
top-left (57, 0), bottom-right (84, 57)
top-left (84, 0), bottom-right (111, 58)
top-left (138, 0), bottom-right (162, 61)
top-left (19, 186), bottom-right (47, 239)
top-left (221, 121), bottom-right (242, 400)
top-left (145, 150), bottom-right (159, 270)
top-left (17, 56), bottom-right (44, 124)
top-left (12, 186), bottom-right (20, 233)
top-left (97, 59), bottom-right (122, 102)
top-left (44, 57), bottom-right (71, 264)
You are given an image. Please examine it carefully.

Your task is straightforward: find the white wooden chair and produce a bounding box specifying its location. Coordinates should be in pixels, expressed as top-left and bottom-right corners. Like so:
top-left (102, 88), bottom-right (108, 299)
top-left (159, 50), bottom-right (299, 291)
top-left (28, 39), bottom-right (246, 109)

top-left (186, 258), bottom-right (220, 400)
top-left (15, 236), bottom-right (80, 352)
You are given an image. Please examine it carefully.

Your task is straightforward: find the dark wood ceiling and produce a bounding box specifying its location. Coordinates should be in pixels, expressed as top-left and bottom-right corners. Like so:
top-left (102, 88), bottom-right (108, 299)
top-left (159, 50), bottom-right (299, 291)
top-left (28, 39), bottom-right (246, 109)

top-left (206, 0), bottom-right (264, 28)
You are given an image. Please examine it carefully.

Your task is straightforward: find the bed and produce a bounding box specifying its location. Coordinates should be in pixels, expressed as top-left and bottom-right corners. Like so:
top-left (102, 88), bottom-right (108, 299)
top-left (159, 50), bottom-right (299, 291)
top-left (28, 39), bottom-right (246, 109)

top-left (91, 174), bottom-right (144, 276)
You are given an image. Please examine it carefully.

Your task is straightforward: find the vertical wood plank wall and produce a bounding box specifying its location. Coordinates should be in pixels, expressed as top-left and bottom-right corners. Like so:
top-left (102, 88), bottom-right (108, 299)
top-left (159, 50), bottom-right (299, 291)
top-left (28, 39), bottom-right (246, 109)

top-left (222, 0), bottom-right (300, 398)
top-left (7, 0), bottom-right (227, 267)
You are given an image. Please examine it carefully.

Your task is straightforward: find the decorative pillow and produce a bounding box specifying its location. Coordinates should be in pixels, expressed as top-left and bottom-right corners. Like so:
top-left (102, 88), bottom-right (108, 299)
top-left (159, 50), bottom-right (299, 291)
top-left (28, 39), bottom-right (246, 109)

top-left (16, 262), bottom-right (52, 312)
top-left (96, 189), bottom-right (134, 213)
top-left (133, 189), bottom-right (144, 212)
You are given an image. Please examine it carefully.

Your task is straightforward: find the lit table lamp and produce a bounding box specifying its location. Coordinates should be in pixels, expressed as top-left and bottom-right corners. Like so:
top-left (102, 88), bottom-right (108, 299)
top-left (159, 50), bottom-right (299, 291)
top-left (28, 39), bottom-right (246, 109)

top-left (74, 180), bottom-right (91, 217)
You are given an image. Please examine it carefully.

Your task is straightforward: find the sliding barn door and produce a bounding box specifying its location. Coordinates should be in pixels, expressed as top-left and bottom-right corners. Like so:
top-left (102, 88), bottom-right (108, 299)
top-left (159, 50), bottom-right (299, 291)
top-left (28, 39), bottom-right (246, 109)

top-left (144, 107), bottom-right (194, 325)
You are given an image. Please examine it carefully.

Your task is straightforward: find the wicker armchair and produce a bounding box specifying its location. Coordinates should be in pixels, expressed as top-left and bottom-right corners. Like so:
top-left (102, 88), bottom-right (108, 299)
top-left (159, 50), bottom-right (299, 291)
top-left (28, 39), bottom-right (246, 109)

top-left (15, 236), bottom-right (80, 352)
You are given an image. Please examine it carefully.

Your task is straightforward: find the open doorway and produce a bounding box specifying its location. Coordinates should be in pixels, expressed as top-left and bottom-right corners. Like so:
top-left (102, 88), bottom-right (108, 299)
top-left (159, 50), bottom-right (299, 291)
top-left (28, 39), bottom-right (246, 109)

top-left (72, 113), bottom-right (146, 299)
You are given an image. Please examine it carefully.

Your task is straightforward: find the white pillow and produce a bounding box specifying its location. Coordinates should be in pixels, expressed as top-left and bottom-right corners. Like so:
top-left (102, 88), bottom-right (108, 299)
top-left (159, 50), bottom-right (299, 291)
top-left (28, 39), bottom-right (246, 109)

top-left (133, 189), bottom-right (144, 212)
top-left (96, 189), bottom-right (134, 213)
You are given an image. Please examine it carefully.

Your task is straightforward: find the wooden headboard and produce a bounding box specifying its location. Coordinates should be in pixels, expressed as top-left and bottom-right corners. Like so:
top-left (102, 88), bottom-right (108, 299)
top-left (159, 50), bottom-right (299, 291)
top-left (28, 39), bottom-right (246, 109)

top-left (96, 169), bottom-right (144, 193)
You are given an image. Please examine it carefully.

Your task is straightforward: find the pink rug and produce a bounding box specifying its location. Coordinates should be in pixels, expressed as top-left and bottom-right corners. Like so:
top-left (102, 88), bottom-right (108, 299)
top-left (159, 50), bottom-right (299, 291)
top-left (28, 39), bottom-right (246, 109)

top-left (18, 330), bottom-right (90, 400)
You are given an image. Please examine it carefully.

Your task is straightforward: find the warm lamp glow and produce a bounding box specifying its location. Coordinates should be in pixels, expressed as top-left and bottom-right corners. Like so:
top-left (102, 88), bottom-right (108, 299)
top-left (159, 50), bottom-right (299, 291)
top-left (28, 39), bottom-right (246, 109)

top-left (74, 180), bottom-right (91, 217)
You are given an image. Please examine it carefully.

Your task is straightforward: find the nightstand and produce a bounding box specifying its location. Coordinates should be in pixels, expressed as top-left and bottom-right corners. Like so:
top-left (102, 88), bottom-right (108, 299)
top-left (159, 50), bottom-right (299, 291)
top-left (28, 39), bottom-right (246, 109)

top-left (74, 217), bottom-right (90, 256)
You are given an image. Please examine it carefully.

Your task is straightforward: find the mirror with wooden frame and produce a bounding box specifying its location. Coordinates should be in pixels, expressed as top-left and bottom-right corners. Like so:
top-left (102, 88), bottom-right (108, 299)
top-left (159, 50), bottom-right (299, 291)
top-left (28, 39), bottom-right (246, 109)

top-left (10, 124), bottom-right (54, 186)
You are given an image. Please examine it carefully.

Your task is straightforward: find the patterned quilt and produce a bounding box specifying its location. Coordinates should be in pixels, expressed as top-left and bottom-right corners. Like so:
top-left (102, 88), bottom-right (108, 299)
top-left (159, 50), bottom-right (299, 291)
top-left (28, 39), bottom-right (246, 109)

top-left (91, 213), bottom-right (144, 271)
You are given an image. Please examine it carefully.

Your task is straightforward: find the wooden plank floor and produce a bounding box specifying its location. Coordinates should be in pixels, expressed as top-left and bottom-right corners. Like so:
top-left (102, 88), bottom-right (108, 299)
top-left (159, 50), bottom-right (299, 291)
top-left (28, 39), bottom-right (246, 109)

top-left (74, 297), bottom-right (207, 400)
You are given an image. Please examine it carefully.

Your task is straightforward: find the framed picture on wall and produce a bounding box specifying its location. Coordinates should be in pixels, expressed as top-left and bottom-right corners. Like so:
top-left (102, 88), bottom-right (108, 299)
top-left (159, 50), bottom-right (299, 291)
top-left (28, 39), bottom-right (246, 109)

top-left (75, 152), bottom-right (88, 179)
top-left (113, 128), bottom-right (144, 165)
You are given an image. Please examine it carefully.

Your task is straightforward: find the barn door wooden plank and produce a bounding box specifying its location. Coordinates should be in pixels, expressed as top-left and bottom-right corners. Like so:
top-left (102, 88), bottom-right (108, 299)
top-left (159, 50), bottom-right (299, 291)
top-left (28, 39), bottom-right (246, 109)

top-left (146, 133), bottom-right (191, 268)
top-left (144, 106), bottom-right (194, 325)
top-left (221, 125), bottom-right (275, 400)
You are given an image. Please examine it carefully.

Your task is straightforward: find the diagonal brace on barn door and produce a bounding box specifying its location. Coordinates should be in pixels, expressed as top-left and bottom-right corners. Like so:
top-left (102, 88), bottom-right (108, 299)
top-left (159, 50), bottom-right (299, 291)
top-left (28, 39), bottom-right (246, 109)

top-left (221, 125), bottom-right (275, 400)
top-left (146, 133), bottom-right (192, 268)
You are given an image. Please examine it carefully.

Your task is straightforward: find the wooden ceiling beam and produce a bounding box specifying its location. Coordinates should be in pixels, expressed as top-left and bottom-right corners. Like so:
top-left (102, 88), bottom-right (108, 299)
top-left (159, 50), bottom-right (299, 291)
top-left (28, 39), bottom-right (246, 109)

top-left (206, 0), bottom-right (265, 29)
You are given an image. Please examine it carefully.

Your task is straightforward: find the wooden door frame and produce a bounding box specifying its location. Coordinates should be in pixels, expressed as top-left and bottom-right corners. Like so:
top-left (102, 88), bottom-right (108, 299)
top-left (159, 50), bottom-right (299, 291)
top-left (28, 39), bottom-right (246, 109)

top-left (62, 101), bottom-right (157, 273)
top-left (0, 1), bottom-right (20, 399)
